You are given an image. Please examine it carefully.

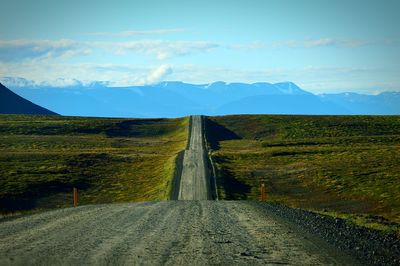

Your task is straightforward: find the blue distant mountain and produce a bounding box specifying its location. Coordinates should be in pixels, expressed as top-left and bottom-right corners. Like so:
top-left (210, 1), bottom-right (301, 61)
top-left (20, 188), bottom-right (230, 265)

top-left (2, 78), bottom-right (399, 117)
top-left (319, 92), bottom-right (400, 115)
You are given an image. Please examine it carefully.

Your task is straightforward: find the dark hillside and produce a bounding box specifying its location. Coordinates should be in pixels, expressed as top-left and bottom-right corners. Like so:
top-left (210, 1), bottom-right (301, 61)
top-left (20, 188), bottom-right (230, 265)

top-left (0, 83), bottom-right (57, 115)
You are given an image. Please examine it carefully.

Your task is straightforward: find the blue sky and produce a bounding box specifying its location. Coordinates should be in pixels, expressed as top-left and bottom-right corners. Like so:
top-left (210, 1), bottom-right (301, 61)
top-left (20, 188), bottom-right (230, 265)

top-left (0, 0), bottom-right (399, 93)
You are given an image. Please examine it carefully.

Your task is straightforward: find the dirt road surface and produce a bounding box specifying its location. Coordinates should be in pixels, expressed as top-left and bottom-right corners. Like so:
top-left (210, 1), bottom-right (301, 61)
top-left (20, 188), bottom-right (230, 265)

top-left (0, 201), bottom-right (358, 265)
top-left (178, 115), bottom-right (211, 200)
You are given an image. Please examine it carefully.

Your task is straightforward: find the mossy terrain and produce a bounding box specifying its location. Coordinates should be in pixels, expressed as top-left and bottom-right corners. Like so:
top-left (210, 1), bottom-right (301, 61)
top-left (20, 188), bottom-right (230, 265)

top-left (0, 115), bottom-right (188, 213)
top-left (205, 115), bottom-right (400, 233)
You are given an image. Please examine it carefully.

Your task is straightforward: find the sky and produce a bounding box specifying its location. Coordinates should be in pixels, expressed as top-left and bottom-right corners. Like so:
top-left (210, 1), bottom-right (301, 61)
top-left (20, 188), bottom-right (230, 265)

top-left (0, 0), bottom-right (399, 94)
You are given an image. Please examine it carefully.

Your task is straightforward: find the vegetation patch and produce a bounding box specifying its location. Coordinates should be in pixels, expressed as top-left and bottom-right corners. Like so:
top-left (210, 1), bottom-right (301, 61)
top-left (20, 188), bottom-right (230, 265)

top-left (0, 115), bottom-right (188, 213)
top-left (206, 115), bottom-right (400, 234)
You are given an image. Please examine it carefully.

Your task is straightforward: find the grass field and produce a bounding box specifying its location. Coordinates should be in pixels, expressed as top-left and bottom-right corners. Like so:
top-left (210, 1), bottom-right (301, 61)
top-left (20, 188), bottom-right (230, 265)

top-left (205, 115), bottom-right (400, 233)
top-left (0, 115), bottom-right (188, 213)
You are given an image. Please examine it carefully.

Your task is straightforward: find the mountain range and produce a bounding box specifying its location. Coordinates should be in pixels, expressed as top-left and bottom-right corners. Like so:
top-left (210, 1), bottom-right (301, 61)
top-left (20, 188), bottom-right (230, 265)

top-left (1, 78), bottom-right (399, 117)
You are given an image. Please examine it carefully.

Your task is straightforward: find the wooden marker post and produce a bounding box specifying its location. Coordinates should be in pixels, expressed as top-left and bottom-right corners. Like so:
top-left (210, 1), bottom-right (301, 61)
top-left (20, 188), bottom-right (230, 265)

top-left (73, 187), bottom-right (78, 208)
top-left (260, 183), bottom-right (266, 202)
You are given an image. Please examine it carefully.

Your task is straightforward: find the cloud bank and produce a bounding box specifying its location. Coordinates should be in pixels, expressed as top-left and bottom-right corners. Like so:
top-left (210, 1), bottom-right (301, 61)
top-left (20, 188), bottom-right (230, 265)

top-left (105, 40), bottom-right (219, 60)
top-left (0, 39), bottom-right (219, 61)
top-left (230, 38), bottom-right (370, 50)
top-left (0, 39), bottom-right (90, 62)
top-left (0, 37), bottom-right (378, 62)
top-left (0, 36), bottom-right (398, 93)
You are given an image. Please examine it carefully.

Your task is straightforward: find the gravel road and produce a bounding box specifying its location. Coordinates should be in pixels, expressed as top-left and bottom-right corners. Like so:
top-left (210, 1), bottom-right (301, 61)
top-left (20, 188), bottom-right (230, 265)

top-left (0, 201), bottom-right (360, 265)
top-left (178, 115), bottom-right (212, 200)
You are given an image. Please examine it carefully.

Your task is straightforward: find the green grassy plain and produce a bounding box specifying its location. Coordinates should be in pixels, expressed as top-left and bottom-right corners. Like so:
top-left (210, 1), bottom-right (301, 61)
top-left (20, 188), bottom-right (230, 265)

top-left (0, 115), bottom-right (188, 213)
top-left (206, 115), bottom-right (400, 233)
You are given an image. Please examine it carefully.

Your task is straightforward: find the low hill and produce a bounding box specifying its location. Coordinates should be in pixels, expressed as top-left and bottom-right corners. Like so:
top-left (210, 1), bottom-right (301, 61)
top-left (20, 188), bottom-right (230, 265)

top-left (0, 83), bottom-right (57, 115)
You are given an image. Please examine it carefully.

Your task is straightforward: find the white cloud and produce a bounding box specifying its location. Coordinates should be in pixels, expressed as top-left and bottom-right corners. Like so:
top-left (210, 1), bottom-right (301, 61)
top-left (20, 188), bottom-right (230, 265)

top-left (230, 38), bottom-right (370, 50)
top-left (300, 38), bottom-right (369, 48)
top-left (0, 39), bottom-right (219, 61)
top-left (89, 28), bottom-right (186, 37)
top-left (136, 64), bottom-right (173, 85)
top-left (0, 35), bottom-right (388, 64)
top-left (0, 37), bottom-right (379, 63)
top-left (0, 62), bottom-right (173, 87)
top-left (106, 40), bottom-right (219, 60)
top-left (0, 39), bottom-right (91, 61)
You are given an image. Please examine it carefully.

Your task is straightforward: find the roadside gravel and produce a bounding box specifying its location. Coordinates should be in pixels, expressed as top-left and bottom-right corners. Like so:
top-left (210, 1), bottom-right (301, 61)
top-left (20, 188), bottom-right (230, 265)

top-left (259, 203), bottom-right (400, 266)
top-left (0, 201), bottom-right (362, 265)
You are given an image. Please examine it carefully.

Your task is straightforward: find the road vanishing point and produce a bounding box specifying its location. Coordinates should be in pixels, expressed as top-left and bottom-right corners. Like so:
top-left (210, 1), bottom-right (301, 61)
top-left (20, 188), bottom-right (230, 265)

top-left (0, 116), bottom-right (359, 265)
